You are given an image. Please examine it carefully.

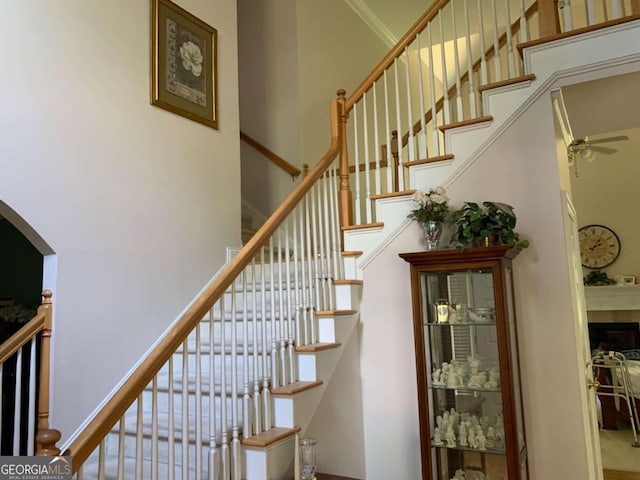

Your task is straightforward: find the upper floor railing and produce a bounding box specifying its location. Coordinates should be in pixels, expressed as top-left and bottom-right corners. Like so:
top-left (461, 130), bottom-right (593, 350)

top-left (0, 290), bottom-right (60, 456)
top-left (240, 131), bottom-right (302, 180)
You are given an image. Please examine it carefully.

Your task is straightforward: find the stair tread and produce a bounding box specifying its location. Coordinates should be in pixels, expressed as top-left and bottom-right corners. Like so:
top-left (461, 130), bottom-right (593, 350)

top-left (369, 190), bottom-right (415, 201)
top-left (241, 426), bottom-right (299, 447)
top-left (315, 309), bottom-right (357, 317)
top-left (296, 342), bottom-right (341, 352)
top-left (271, 380), bottom-right (323, 396)
top-left (439, 115), bottom-right (493, 132)
top-left (403, 154), bottom-right (455, 167)
top-left (477, 73), bottom-right (536, 93)
top-left (341, 222), bottom-right (384, 232)
top-left (342, 251), bottom-right (363, 257)
top-left (333, 279), bottom-right (363, 285)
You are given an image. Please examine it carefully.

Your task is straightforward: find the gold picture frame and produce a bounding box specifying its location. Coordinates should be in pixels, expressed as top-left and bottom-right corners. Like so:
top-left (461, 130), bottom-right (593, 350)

top-left (151, 0), bottom-right (218, 129)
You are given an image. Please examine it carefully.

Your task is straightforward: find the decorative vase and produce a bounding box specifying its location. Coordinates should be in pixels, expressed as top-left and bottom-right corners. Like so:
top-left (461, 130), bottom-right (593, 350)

top-left (422, 221), bottom-right (442, 251)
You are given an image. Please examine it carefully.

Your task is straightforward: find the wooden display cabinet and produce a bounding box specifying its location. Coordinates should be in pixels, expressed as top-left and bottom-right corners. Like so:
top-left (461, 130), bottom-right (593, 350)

top-left (400, 247), bottom-right (528, 480)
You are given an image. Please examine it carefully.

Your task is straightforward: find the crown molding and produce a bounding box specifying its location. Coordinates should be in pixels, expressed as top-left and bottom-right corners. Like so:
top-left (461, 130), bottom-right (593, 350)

top-left (343, 0), bottom-right (397, 49)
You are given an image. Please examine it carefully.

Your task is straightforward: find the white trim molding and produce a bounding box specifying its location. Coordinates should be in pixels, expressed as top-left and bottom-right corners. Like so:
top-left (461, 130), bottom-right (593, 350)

top-left (343, 0), bottom-right (397, 49)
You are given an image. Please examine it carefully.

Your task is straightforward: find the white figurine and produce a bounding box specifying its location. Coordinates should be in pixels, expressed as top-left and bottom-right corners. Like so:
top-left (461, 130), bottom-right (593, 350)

top-left (436, 415), bottom-right (443, 429)
top-left (446, 424), bottom-right (457, 448)
top-left (477, 430), bottom-right (487, 450)
top-left (459, 421), bottom-right (468, 446)
top-left (452, 469), bottom-right (466, 480)
top-left (433, 427), bottom-right (443, 446)
top-left (468, 356), bottom-right (482, 374)
top-left (468, 428), bottom-right (477, 449)
top-left (487, 426), bottom-right (497, 441)
top-left (433, 368), bottom-right (443, 384)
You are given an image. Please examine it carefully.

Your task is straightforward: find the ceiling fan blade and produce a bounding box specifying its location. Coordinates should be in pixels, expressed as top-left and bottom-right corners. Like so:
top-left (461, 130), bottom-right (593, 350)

top-left (589, 145), bottom-right (617, 154)
top-left (589, 135), bottom-right (629, 144)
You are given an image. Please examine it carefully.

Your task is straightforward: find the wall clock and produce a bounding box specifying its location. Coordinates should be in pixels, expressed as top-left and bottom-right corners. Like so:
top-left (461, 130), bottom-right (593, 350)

top-left (578, 224), bottom-right (621, 269)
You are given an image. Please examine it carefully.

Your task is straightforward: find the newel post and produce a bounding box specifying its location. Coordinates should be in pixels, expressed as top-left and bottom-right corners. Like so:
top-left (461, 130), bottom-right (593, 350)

top-left (336, 89), bottom-right (353, 229)
top-left (36, 290), bottom-right (61, 456)
top-left (537, 0), bottom-right (561, 37)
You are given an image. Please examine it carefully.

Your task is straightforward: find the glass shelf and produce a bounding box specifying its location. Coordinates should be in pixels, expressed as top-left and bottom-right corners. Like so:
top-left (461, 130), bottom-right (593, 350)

top-left (425, 321), bottom-right (497, 327)
top-left (429, 385), bottom-right (501, 393)
top-left (431, 443), bottom-right (506, 456)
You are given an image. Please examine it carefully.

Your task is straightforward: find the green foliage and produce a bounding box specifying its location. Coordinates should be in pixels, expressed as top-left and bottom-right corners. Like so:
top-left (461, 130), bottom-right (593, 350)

top-left (584, 270), bottom-right (616, 286)
top-left (449, 201), bottom-right (530, 251)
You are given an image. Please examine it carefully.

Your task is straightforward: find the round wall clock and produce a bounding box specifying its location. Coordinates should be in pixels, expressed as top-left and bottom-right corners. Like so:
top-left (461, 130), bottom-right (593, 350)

top-left (578, 224), bottom-right (621, 269)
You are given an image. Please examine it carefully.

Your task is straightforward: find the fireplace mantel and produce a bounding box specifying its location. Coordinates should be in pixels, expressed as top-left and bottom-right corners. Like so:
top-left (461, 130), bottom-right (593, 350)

top-left (584, 285), bottom-right (640, 311)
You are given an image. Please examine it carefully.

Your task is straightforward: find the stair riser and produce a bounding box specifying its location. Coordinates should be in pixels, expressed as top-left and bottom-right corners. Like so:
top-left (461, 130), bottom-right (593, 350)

top-left (243, 435), bottom-right (294, 480)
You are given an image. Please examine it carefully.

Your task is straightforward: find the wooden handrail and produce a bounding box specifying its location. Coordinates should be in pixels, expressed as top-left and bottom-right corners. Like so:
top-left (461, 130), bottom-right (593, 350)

top-left (240, 131), bottom-right (302, 179)
top-left (0, 312), bottom-right (45, 364)
top-left (64, 100), bottom-right (342, 471)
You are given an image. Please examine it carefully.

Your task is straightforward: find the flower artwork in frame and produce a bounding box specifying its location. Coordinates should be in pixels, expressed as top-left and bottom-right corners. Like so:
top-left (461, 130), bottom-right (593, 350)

top-left (151, 0), bottom-right (218, 129)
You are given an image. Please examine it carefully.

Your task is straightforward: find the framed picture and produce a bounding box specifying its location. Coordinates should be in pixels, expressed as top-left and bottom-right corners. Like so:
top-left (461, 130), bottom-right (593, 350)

top-left (151, 0), bottom-right (218, 129)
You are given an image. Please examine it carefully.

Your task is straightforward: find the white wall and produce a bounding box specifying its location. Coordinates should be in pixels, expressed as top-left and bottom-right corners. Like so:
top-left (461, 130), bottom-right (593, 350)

top-left (569, 127), bottom-right (640, 280)
top-left (0, 0), bottom-right (240, 442)
top-left (359, 93), bottom-right (595, 479)
top-left (237, 0), bottom-right (389, 219)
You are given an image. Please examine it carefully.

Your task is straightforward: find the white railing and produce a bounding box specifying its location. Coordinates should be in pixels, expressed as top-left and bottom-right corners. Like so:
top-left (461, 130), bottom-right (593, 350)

top-left (65, 104), bottom-right (343, 479)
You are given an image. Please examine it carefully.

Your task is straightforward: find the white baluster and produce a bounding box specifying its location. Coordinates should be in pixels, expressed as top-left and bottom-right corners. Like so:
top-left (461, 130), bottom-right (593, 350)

top-left (27, 338), bottom-right (36, 455)
top-left (504, 0), bottom-right (516, 78)
top-left (311, 186), bottom-right (323, 314)
top-left (98, 439), bottom-right (106, 480)
top-left (382, 70), bottom-right (393, 190)
top-left (13, 349), bottom-right (22, 455)
top-left (476, 0), bottom-right (488, 85)
top-left (285, 219), bottom-right (296, 383)
top-left (152, 376), bottom-right (159, 480)
top-left (362, 93), bottom-right (373, 223)
top-left (231, 279), bottom-right (241, 480)
top-left (393, 59), bottom-right (406, 187)
top-left (321, 175), bottom-right (335, 310)
top-left (416, 32), bottom-right (429, 158)
top-left (519, 0), bottom-right (529, 42)
top-left (259, 248), bottom-right (271, 431)
top-left (304, 192), bottom-right (318, 344)
top-left (297, 207), bottom-right (309, 346)
top-left (181, 339), bottom-right (189, 480)
top-left (269, 237), bottom-right (279, 389)
top-left (251, 259), bottom-right (262, 435)
top-left (209, 305), bottom-right (219, 479)
top-left (136, 394), bottom-right (143, 480)
top-left (611, 0), bottom-right (622, 19)
top-left (168, 358), bottom-right (176, 480)
top-left (490, 0), bottom-right (502, 82)
top-left (313, 185), bottom-right (327, 312)
top-left (292, 209), bottom-right (302, 349)
top-left (426, 22), bottom-right (441, 156)
top-left (586, 0), bottom-right (597, 25)
top-left (242, 270), bottom-right (251, 437)
top-left (561, 0), bottom-right (574, 31)
top-left (304, 196), bottom-right (316, 345)
top-left (118, 417), bottom-right (125, 480)
top-left (220, 295), bottom-right (230, 479)
top-left (352, 103), bottom-right (362, 225)
top-left (403, 47), bottom-right (416, 162)
top-left (463, 0), bottom-right (477, 118)
top-left (372, 81), bottom-right (382, 196)
top-left (450, 1), bottom-right (464, 120)
top-left (329, 163), bottom-right (344, 280)
top-left (195, 324), bottom-right (203, 480)
top-left (276, 233), bottom-right (287, 384)
top-left (438, 9), bottom-right (451, 125)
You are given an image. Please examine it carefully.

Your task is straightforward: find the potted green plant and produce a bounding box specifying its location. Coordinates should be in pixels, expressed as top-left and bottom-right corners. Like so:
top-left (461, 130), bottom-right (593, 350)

top-left (449, 201), bottom-right (529, 251)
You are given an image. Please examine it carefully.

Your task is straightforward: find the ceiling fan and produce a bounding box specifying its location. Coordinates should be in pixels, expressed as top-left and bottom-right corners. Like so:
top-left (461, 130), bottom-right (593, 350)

top-left (566, 135), bottom-right (629, 164)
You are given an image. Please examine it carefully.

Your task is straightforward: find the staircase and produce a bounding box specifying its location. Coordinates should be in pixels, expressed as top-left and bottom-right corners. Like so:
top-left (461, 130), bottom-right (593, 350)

top-left (58, 1), bottom-right (640, 479)
top-left (77, 256), bottom-right (361, 480)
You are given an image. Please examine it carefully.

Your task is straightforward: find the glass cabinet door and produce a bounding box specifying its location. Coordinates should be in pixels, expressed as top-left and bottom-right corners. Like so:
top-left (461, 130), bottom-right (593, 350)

top-left (422, 269), bottom-right (507, 480)
top-left (400, 247), bottom-right (527, 480)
